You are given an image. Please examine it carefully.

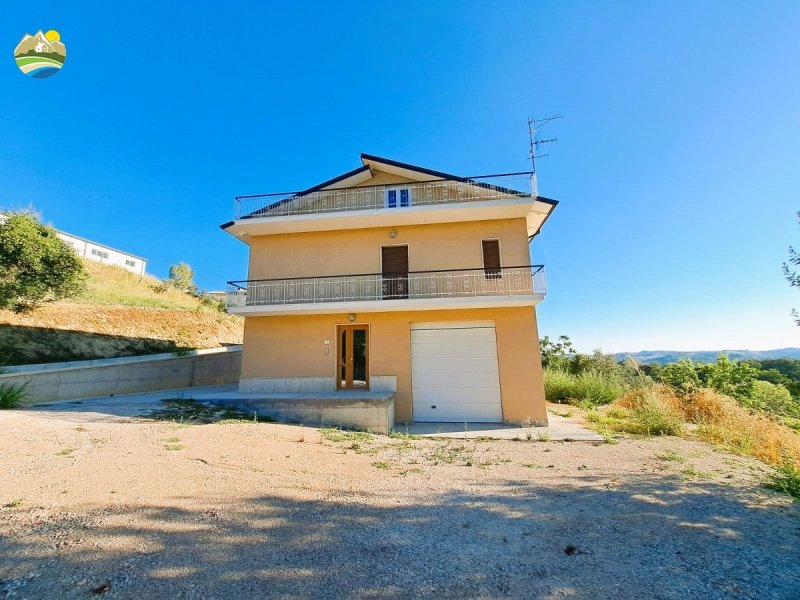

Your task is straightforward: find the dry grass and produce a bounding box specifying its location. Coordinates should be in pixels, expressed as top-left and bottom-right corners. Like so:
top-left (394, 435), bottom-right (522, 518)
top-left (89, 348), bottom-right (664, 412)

top-left (613, 385), bottom-right (800, 469)
top-left (74, 261), bottom-right (205, 310)
top-left (0, 261), bottom-right (243, 365)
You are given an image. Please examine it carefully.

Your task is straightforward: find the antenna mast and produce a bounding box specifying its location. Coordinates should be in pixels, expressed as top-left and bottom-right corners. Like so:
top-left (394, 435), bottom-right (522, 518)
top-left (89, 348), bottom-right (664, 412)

top-left (528, 115), bottom-right (561, 197)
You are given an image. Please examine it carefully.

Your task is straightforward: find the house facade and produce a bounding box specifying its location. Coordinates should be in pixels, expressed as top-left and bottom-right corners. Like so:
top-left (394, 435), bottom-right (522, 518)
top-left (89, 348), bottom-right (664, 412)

top-left (222, 154), bottom-right (557, 426)
top-left (55, 231), bottom-right (147, 276)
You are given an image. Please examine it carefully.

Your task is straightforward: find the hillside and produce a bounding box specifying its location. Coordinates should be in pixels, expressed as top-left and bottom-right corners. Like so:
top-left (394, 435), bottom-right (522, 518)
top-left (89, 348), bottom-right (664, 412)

top-left (0, 261), bottom-right (243, 366)
top-left (614, 348), bottom-right (800, 364)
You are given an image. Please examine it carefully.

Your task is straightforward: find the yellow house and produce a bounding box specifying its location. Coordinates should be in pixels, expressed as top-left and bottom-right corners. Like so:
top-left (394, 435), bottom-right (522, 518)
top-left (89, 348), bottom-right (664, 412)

top-left (221, 154), bottom-right (557, 433)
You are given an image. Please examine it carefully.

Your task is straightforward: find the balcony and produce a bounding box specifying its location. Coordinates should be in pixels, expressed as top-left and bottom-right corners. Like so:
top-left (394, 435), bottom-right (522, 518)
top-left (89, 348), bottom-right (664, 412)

top-left (234, 173), bottom-right (533, 220)
top-left (226, 265), bottom-right (546, 316)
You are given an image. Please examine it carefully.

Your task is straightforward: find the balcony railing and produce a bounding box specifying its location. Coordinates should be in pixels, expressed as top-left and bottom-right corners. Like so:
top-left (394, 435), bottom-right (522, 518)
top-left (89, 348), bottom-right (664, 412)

top-left (233, 173), bottom-right (533, 221)
top-left (226, 265), bottom-right (546, 309)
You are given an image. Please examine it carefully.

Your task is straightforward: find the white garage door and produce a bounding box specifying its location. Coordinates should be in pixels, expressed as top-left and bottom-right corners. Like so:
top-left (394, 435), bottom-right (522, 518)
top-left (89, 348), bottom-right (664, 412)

top-left (411, 321), bottom-right (502, 422)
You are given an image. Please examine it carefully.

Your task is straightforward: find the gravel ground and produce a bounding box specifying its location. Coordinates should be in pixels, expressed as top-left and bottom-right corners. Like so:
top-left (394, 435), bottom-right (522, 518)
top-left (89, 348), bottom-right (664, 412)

top-left (1, 402), bottom-right (799, 599)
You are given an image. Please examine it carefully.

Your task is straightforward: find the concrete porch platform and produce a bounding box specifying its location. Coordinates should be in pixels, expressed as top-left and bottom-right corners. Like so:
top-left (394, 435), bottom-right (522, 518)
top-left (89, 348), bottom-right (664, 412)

top-left (191, 389), bottom-right (395, 434)
top-left (395, 413), bottom-right (603, 441)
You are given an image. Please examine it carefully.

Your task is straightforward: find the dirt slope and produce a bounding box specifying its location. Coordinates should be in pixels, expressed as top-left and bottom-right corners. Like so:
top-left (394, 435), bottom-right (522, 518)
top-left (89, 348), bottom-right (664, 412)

top-left (0, 261), bottom-right (242, 366)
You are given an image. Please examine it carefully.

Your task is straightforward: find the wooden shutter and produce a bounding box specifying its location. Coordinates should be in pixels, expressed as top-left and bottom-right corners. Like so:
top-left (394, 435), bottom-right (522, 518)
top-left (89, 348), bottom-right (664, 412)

top-left (382, 246), bottom-right (408, 275)
top-left (482, 240), bottom-right (501, 277)
top-left (382, 246), bottom-right (409, 299)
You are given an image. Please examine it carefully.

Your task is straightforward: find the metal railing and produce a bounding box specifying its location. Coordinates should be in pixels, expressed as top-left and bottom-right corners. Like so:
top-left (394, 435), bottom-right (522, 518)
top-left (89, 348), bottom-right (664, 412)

top-left (233, 173), bottom-right (533, 220)
top-left (226, 265), bottom-right (546, 308)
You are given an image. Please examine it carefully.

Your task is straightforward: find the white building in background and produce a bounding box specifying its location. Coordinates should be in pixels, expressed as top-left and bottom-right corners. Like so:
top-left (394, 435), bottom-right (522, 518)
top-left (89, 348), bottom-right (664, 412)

top-left (0, 212), bottom-right (147, 276)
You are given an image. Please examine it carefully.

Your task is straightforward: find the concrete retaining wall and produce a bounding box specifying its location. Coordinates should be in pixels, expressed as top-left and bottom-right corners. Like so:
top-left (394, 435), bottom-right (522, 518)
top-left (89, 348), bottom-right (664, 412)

top-left (204, 393), bottom-right (395, 435)
top-left (0, 346), bottom-right (242, 405)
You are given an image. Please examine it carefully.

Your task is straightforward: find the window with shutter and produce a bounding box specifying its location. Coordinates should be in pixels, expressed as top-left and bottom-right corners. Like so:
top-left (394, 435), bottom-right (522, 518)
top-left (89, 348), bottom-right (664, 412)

top-left (482, 239), bottom-right (501, 278)
top-left (381, 246), bottom-right (409, 299)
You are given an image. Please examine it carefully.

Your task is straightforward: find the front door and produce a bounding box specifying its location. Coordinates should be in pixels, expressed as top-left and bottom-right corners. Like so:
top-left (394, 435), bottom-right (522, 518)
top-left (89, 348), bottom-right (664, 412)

top-left (382, 245), bottom-right (409, 299)
top-left (337, 325), bottom-right (369, 389)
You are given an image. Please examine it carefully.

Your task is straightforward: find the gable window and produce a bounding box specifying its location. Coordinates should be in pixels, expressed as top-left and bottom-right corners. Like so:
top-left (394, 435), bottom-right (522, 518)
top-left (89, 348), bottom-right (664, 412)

top-left (386, 187), bottom-right (411, 209)
top-left (482, 239), bottom-right (501, 278)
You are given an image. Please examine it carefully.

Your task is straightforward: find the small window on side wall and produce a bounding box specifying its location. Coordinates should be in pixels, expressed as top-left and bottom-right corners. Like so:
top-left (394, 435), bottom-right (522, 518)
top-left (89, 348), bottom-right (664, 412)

top-left (482, 239), bottom-right (501, 278)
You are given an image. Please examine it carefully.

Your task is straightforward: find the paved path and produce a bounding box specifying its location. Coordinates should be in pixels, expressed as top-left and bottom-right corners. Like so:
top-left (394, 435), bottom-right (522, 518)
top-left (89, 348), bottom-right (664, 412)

top-left (27, 384), bottom-right (238, 422)
top-left (27, 387), bottom-right (602, 440)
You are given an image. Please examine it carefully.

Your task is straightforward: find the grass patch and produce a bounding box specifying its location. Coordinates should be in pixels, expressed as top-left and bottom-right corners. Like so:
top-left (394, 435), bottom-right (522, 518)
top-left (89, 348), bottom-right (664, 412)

top-left (147, 398), bottom-right (261, 425)
top-left (765, 463), bottom-right (800, 500)
top-left (585, 388), bottom-right (684, 437)
top-left (165, 444), bottom-right (185, 451)
top-left (0, 382), bottom-right (28, 409)
top-left (349, 442), bottom-right (379, 455)
top-left (398, 467), bottom-right (423, 476)
top-left (425, 442), bottom-right (475, 466)
top-left (320, 428), bottom-right (373, 443)
top-left (372, 461), bottom-right (392, 470)
top-left (3, 499), bottom-right (22, 508)
top-left (477, 457), bottom-right (512, 469)
top-left (551, 409), bottom-right (573, 417)
top-left (388, 431), bottom-right (423, 440)
top-left (544, 368), bottom-right (626, 406)
top-left (657, 450), bottom-right (685, 463)
top-left (74, 260), bottom-right (212, 311)
top-left (55, 447), bottom-right (77, 456)
top-left (682, 465), bottom-right (713, 480)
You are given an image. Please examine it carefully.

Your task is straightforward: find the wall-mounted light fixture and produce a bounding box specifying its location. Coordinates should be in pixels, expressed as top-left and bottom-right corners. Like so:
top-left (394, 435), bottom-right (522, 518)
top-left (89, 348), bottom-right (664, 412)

top-left (348, 313), bottom-right (356, 322)
top-left (389, 229), bottom-right (397, 238)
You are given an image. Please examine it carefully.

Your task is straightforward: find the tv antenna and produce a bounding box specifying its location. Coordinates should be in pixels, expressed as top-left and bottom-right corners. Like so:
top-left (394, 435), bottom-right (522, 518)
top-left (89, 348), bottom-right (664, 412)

top-left (528, 115), bottom-right (561, 196)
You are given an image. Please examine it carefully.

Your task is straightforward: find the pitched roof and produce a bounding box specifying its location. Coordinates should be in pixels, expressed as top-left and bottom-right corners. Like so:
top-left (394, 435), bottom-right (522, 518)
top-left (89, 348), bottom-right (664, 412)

top-left (222, 153), bottom-right (557, 229)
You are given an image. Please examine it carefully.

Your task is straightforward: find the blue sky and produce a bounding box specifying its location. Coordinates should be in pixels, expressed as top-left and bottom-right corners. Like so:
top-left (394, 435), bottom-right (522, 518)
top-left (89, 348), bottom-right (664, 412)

top-left (2, 1), bottom-right (798, 352)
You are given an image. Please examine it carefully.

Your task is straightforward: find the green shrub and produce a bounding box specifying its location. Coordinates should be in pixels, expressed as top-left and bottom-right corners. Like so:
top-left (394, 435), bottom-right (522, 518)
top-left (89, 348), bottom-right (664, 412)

top-left (168, 262), bottom-right (196, 293)
top-left (628, 395), bottom-right (684, 436)
top-left (0, 382), bottom-right (28, 409)
top-left (544, 368), bottom-right (626, 406)
top-left (743, 380), bottom-right (799, 417)
top-left (658, 359), bottom-right (701, 394)
top-left (706, 354), bottom-right (757, 400)
top-left (0, 212), bottom-right (86, 311)
top-left (766, 462), bottom-right (800, 500)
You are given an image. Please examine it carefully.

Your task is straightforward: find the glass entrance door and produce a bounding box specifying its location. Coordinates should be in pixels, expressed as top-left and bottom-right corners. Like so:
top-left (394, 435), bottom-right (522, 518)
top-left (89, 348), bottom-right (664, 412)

top-left (337, 325), bottom-right (369, 389)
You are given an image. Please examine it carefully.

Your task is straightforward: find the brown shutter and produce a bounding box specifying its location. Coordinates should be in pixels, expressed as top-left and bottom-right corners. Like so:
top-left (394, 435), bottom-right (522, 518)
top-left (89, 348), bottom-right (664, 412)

top-left (381, 246), bottom-right (408, 275)
top-left (482, 240), bottom-right (501, 277)
top-left (382, 246), bottom-right (408, 299)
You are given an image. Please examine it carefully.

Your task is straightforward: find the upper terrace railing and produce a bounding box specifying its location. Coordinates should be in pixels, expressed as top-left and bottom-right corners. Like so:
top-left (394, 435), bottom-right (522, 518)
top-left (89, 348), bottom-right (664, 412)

top-left (233, 173), bottom-right (534, 220)
top-left (226, 265), bottom-right (546, 309)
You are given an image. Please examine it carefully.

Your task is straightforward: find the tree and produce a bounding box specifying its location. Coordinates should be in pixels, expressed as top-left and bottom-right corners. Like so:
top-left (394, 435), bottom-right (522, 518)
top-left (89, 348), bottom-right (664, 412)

top-left (743, 380), bottom-right (799, 417)
top-left (784, 211), bottom-right (800, 325)
top-left (0, 212), bottom-right (86, 312)
top-left (706, 354), bottom-right (757, 401)
top-left (658, 358), bottom-right (701, 394)
top-left (168, 262), bottom-right (196, 293)
top-left (539, 335), bottom-right (574, 369)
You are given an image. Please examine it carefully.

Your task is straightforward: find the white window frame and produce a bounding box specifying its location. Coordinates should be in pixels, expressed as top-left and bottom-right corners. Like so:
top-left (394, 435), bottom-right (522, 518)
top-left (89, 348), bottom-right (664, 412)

top-left (384, 186), bottom-right (413, 209)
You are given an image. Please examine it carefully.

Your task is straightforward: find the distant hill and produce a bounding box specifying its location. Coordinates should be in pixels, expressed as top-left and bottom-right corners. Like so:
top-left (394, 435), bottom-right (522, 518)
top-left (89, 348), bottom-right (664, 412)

top-left (0, 260), bottom-right (243, 366)
top-left (615, 348), bottom-right (800, 365)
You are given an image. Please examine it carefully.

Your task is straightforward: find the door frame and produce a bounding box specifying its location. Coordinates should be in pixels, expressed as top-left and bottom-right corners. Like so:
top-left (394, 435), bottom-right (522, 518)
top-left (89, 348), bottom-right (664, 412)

top-left (335, 323), bottom-right (370, 390)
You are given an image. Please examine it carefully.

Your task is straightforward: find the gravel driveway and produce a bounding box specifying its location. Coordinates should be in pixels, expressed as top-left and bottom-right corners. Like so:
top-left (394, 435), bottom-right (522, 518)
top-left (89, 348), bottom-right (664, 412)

top-left (1, 397), bottom-right (798, 599)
